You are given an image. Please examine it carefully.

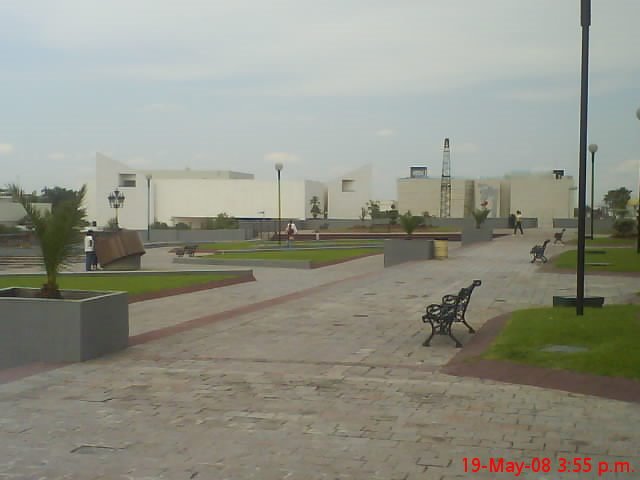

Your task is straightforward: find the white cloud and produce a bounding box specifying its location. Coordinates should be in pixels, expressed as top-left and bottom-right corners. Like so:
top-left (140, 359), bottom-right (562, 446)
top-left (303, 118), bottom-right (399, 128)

top-left (498, 87), bottom-right (577, 103)
top-left (452, 142), bottom-right (480, 154)
top-left (0, 144), bottom-right (14, 155)
top-left (127, 157), bottom-right (153, 167)
top-left (376, 129), bottom-right (395, 137)
top-left (140, 103), bottom-right (183, 113)
top-left (3, 1), bottom-right (638, 95)
top-left (48, 152), bottom-right (66, 160)
top-left (264, 152), bottom-right (301, 165)
top-left (614, 159), bottom-right (640, 174)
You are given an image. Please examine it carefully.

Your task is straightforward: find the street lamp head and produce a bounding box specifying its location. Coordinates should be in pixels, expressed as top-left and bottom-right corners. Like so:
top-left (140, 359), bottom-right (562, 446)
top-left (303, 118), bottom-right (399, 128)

top-left (145, 173), bottom-right (152, 181)
top-left (588, 144), bottom-right (598, 154)
top-left (274, 162), bottom-right (284, 172)
top-left (108, 189), bottom-right (125, 208)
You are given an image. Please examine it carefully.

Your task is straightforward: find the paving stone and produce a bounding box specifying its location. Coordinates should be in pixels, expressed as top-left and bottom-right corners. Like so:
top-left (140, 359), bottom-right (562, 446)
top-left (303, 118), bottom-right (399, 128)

top-left (1, 231), bottom-right (639, 479)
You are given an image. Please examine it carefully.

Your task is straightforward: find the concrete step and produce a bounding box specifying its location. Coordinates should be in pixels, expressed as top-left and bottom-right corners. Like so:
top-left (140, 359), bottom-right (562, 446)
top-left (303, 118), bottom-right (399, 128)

top-left (0, 256), bottom-right (84, 268)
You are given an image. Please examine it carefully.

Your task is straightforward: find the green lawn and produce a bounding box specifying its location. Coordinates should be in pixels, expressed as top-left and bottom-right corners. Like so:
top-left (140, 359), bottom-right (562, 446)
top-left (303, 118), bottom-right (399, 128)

top-left (566, 236), bottom-right (635, 246)
top-left (204, 247), bottom-right (381, 264)
top-left (0, 273), bottom-right (241, 296)
top-left (553, 247), bottom-right (640, 272)
top-left (484, 305), bottom-right (640, 379)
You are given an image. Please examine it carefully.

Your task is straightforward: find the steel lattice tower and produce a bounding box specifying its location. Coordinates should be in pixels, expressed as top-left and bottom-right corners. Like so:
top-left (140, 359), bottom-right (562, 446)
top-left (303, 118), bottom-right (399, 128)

top-left (439, 137), bottom-right (451, 217)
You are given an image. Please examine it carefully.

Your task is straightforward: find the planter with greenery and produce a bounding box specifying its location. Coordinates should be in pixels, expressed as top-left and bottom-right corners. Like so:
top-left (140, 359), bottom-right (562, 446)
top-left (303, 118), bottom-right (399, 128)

top-left (462, 208), bottom-right (493, 246)
top-left (0, 185), bottom-right (129, 369)
top-left (383, 211), bottom-right (433, 267)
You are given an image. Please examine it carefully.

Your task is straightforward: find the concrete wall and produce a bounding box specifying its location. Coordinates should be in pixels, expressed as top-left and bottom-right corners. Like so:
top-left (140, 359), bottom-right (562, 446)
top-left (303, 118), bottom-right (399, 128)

top-left (89, 154), bottom-right (329, 229)
top-left (0, 198), bottom-right (51, 226)
top-left (508, 173), bottom-right (575, 227)
top-left (383, 239), bottom-right (434, 267)
top-left (397, 178), bottom-right (469, 218)
top-left (397, 178), bottom-right (440, 217)
top-left (0, 289), bottom-right (128, 368)
top-left (327, 165), bottom-right (372, 219)
top-left (139, 228), bottom-right (249, 243)
top-left (553, 217), bottom-right (615, 234)
top-left (398, 172), bottom-right (575, 227)
top-left (475, 179), bottom-right (504, 218)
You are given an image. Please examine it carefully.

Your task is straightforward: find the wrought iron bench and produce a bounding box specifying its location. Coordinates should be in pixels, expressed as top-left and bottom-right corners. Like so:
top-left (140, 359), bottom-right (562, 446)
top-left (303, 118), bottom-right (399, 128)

top-left (553, 228), bottom-right (566, 245)
top-left (421, 279), bottom-right (482, 348)
top-left (530, 239), bottom-right (550, 263)
top-left (175, 245), bottom-right (198, 257)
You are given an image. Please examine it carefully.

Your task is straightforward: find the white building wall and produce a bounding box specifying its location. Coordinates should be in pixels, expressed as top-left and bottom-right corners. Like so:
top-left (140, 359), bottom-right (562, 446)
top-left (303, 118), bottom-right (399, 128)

top-left (153, 179), bottom-right (308, 224)
top-left (508, 174), bottom-right (576, 226)
top-left (397, 178), bottom-right (440, 216)
top-left (91, 153), bottom-right (148, 230)
top-left (89, 154), bottom-right (327, 229)
top-left (327, 165), bottom-right (372, 219)
top-left (397, 178), bottom-right (468, 217)
top-left (304, 180), bottom-right (327, 219)
top-left (474, 179), bottom-right (503, 218)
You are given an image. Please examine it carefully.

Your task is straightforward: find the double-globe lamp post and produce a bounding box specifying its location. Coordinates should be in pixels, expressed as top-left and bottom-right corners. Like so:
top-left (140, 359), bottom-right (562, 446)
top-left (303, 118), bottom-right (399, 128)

top-left (107, 189), bottom-right (125, 230)
top-left (588, 143), bottom-right (598, 240)
top-left (275, 162), bottom-right (283, 246)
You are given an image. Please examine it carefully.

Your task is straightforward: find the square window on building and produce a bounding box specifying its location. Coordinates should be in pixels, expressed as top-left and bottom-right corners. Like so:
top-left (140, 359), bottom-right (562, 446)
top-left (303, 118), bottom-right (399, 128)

top-left (118, 173), bottom-right (136, 188)
top-left (342, 179), bottom-right (355, 192)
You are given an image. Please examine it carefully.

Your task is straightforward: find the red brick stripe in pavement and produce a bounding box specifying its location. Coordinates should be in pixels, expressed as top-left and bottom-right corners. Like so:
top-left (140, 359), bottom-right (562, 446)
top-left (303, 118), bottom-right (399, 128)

top-left (0, 269), bottom-right (381, 385)
top-left (128, 269), bottom-right (380, 345)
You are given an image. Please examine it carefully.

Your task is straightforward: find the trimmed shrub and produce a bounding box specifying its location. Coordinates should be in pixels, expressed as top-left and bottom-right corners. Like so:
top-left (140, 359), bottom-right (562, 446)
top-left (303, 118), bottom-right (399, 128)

top-left (612, 218), bottom-right (637, 237)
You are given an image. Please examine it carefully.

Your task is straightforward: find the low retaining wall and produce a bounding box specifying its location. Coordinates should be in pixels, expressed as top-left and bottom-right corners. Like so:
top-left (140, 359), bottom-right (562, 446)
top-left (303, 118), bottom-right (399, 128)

top-left (174, 257), bottom-right (313, 269)
top-left (553, 218), bottom-right (615, 234)
top-left (461, 224), bottom-right (493, 246)
top-left (0, 288), bottom-right (128, 369)
top-left (383, 239), bottom-right (434, 267)
top-left (137, 228), bottom-right (250, 243)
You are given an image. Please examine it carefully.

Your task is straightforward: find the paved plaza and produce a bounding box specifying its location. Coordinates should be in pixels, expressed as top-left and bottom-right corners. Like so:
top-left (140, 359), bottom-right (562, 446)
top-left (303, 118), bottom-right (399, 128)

top-left (1, 231), bottom-right (639, 479)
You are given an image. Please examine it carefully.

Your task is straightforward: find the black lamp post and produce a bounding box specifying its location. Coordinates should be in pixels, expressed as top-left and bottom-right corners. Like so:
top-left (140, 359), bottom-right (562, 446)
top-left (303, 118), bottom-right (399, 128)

top-left (588, 143), bottom-right (598, 240)
top-left (145, 174), bottom-right (152, 241)
top-left (107, 189), bottom-right (125, 230)
top-left (576, 0), bottom-right (591, 316)
top-left (275, 162), bottom-right (283, 245)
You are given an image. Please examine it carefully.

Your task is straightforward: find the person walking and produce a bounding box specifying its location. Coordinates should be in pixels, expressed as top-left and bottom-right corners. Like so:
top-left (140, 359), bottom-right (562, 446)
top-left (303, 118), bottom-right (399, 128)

top-left (286, 220), bottom-right (297, 248)
top-left (513, 210), bottom-right (524, 235)
top-left (90, 231), bottom-right (99, 270)
top-left (84, 230), bottom-right (96, 271)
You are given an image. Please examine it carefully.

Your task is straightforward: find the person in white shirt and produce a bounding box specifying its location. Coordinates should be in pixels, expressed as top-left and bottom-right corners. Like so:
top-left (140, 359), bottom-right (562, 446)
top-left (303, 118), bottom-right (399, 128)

top-left (286, 220), bottom-right (297, 248)
top-left (514, 210), bottom-right (524, 235)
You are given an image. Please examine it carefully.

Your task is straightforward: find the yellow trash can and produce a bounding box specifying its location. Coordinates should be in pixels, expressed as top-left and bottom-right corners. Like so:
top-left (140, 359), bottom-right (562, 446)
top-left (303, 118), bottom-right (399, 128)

top-left (434, 240), bottom-right (448, 259)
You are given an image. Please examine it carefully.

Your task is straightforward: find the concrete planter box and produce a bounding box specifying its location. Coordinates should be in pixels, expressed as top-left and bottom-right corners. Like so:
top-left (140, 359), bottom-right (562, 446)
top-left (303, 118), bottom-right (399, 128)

top-left (0, 288), bottom-right (129, 369)
top-left (553, 296), bottom-right (605, 308)
top-left (383, 239), bottom-right (434, 267)
top-left (461, 223), bottom-right (493, 246)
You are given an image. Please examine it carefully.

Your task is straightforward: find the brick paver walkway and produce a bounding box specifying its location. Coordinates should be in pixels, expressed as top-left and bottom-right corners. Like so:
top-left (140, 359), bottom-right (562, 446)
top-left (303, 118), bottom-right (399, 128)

top-left (1, 232), bottom-right (639, 480)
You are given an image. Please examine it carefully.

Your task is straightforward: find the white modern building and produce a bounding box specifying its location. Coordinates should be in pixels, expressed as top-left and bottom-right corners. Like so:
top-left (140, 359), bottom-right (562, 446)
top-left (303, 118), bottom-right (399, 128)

top-left (397, 169), bottom-right (577, 226)
top-left (85, 154), bottom-right (372, 229)
top-left (0, 196), bottom-right (51, 227)
top-left (326, 164), bottom-right (373, 220)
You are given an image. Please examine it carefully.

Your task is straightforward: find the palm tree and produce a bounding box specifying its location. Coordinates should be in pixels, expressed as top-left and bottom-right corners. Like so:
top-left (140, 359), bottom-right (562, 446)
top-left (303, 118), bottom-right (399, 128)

top-left (9, 184), bottom-right (87, 298)
top-left (471, 208), bottom-right (491, 228)
top-left (399, 210), bottom-right (423, 236)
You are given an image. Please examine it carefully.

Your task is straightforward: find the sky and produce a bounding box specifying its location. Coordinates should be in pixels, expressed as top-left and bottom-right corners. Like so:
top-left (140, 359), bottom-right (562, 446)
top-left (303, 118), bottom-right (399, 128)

top-left (1, 0), bottom-right (639, 205)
